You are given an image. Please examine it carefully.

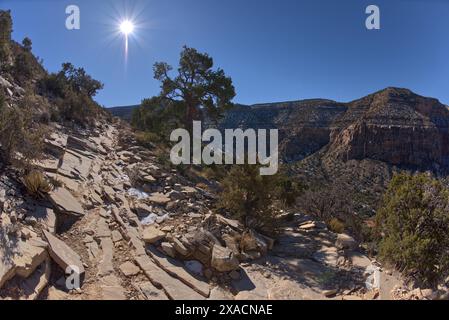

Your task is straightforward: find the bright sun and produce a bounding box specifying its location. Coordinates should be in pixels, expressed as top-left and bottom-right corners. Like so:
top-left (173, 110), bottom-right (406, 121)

top-left (120, 20), bottom-right (134, 35)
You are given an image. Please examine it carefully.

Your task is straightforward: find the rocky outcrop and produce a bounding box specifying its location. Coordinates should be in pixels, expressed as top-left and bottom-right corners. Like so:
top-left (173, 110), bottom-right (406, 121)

top-left (327, 88), bottom-right (449, 170)
top-left (218, 100), bottom-right (347, 162)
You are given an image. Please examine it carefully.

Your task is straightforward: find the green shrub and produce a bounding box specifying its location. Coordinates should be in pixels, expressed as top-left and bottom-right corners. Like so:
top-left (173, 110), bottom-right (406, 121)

top-left (0, 10), bottom-right (12, 67)
top-left (375, 172), bottom-right (449, 287)
top-left (37, 74), bottom-right (67, 98)
top-left (0, 101), bottom-right (46, 167)
top-left (274, 172), bottom-right (303, 207)
top-left (131, 97), bottom-right (184, 143)
top-left (135, 131), bottom-right (161, 147)
top-left (217, 164), bottom-right (298, 235)
top-left (22, 37), bottom-right (32, 52)
top-left (13, 51), bottom-right (35, 85)
top-left (37, 63), bottom-right (104, 125)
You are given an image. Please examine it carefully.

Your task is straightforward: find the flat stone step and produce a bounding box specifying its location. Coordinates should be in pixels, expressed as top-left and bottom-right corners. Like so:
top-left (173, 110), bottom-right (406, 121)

top-left (147, 246), bottom-right (210, 298)
top-left (100, 275), bottom-right (127, 300)
top-left (98, 237), bottom-right (114, 276)
top-left (135, 254), bottom-right (205, 300)
top-left (135, 281), bottom-right (169, 300)
top-left (43, 231), bottom-right (85, 278)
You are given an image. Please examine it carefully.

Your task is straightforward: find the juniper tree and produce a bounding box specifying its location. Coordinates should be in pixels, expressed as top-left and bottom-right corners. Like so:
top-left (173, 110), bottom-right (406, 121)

top-left (153, 46), bottom-right (235, 130)
top-left (375, 172), bottom-right (449, 287)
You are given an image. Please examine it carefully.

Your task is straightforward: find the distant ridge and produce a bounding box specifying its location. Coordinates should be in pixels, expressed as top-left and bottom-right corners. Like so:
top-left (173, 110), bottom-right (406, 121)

top-left (108, 88), bottom-right (449, 171)
top-left (108, 105), bottom-right (139, 121)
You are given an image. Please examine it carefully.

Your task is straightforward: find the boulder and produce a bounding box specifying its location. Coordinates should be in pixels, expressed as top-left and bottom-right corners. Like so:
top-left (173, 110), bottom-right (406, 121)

top-left (0, 76), bottom-right (12, 88)
top-left (240, 230), bottom-right (268, 255)
top-left (185, 260), bottom-right (204, 276)
top-left (43, 231), bottom-right (85, 280)
top-left (336, 233), bottom-right (358, 250)
top-left (168, 190), bottom-right (186, 201)
top-left (211, 244), bottom-right (239, 272)
top-left (48, 188), bottom-right (84, 217)
top-left (142, 226), bottom-right (165, 244)
top-left (0, 236), bottom-right (48, 289)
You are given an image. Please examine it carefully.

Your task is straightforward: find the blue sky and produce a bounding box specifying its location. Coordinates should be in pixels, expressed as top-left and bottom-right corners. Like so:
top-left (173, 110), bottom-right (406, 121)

top-left (1, 0), bottom-right (448, 107)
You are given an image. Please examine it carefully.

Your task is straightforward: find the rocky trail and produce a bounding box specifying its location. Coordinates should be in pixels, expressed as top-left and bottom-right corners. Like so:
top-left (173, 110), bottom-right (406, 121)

top-left (0, 121), bottom-right (409, 300)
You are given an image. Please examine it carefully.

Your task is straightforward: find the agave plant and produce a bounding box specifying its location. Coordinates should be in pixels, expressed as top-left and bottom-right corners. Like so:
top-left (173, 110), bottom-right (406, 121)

top-left (23, 170), bottom-right (52, 198)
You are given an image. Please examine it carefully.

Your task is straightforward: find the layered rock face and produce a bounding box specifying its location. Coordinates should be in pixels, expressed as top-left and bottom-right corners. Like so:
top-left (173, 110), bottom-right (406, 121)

top-left (328, 88), bottom-right (449, 170)
top-left (222, 88), bottom-right (449, 171)
top-left (219, 100), bottom-right (347, 162)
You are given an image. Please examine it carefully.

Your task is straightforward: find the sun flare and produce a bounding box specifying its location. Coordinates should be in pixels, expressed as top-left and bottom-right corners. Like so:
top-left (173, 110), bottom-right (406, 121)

top-left (120, 20), bottom-right (134, 35)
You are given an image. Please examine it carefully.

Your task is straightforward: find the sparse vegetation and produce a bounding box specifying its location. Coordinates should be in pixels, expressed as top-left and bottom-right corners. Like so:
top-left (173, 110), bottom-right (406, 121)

top-left (375, 172), bottom-right (449, 287)
top-left (22, 170), bottom-right (52, 198)
top-left (0, 10), bottom-right (12, 68)
top-left (131, 97), bottom-right (184, 143)
top-left (218, 164), bottom-right (300, 235)
top-left (37, 62), bottom-right (105, 125)
top-left (298, 181), bottom-right (370, 241)
top-left (0, 98), bottom-right (47, 167)
top-left (21, 37), bottom-right (32, 52)
top-left (13, 49), bottom-right (37, 85)
top-left (328, 217), bottom-right (345, 234)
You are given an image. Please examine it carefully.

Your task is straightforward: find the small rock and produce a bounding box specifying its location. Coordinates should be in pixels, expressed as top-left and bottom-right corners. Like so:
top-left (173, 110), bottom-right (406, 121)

top-left (323, 289), bottom-right (338, 297)
top-left (111, 230), bottom-right (123, 243)
top-left (119, 261), bottom-right (140, 277)
top-left (160, 242), bottom-right (176, 258)
top-left (142, 226), bottom-right (165, 244)
top-left (161, 226), bottom-right (174, 232)
top-left (299, 222), bottom-right (316, 230)
top-left (364, 289), bottom-right (379, 300)
top-left (211, 244), bottom-right (239, 272)
top-left (336, 233), bottom-right (358, 250)
top-left (24, 216), bottom-right (38, 226)
top-left (172, 237), bottom-right (190, 256)
top-left (421, 289), bottom-right (437, 300)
